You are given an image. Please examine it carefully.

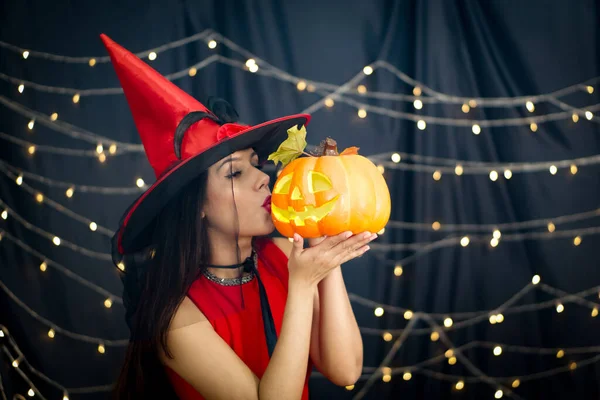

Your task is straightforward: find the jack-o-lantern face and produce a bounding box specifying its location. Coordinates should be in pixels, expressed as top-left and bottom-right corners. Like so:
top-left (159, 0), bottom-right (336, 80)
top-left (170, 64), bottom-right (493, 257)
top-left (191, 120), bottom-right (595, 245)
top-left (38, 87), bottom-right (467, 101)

top-left (270, 154), bottom-right (391, 238)
top-left (271, 171), bottom-right (339, 227)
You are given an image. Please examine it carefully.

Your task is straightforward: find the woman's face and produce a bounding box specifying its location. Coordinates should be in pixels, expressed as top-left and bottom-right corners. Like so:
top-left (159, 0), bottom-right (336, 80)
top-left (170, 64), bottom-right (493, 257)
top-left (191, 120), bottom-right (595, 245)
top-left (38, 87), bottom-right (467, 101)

top-left (203, 148), bottom-right (274, 238)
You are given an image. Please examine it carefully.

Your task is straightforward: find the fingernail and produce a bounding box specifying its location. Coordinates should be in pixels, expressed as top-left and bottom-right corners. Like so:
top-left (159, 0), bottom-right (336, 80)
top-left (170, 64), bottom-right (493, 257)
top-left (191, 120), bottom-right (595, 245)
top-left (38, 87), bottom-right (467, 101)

top-left (363, 232), bottom-right (371, 239)
top-left (371, 234), bottom-right (378, 240)
top-left (346, 231), bottom-right (353, 238)
top-left (363, 245), bottom-right (370, 252)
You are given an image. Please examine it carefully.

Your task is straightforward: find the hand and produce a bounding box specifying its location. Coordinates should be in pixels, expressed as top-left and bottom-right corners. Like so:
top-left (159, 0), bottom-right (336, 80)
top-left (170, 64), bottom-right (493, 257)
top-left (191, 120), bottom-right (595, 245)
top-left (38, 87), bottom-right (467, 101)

top-left (287, 231), bottom-right (377, 288)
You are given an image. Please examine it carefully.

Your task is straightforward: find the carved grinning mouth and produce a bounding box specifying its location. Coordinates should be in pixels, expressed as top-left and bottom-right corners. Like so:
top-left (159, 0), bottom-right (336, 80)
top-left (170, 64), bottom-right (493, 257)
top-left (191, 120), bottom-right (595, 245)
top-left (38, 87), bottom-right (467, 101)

top-left (271, 196), bottom-right (339, 226)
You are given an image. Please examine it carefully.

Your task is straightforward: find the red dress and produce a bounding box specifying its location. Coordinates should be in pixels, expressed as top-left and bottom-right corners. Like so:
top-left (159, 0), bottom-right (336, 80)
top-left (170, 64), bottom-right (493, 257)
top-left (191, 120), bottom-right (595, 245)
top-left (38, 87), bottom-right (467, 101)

top-left (165, 237), bottom-right (311, 399)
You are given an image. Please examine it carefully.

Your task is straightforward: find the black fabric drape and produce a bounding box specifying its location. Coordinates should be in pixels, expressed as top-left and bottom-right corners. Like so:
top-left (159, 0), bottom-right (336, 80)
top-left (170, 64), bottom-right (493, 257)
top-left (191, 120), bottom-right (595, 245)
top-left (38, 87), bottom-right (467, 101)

top-left (1, 1), bottom-right (599, 399)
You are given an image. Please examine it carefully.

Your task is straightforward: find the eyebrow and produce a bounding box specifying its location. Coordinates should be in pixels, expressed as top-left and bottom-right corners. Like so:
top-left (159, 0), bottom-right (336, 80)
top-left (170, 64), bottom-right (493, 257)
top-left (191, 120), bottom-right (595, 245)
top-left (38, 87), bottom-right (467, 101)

top-left (217, 151), bottom-right (258, 172)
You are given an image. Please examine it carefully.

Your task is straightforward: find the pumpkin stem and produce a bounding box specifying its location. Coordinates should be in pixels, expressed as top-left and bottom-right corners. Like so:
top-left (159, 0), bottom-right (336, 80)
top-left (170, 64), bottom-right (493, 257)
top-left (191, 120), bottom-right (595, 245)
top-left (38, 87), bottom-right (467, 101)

top-left (321, 137), bottom-right (339, 156)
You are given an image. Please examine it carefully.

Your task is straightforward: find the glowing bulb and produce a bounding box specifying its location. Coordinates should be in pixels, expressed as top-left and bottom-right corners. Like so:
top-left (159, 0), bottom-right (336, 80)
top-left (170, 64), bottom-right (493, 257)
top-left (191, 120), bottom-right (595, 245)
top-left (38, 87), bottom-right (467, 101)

top-left (460, 237), bottom-right (469, 247)
top-left (72, 94), bottom-right (80, 103)
top-left (454, 165), bottom-right (463, 175)
top-left (188, 67), bottom-right (197, 77)
top-left (378, 227), bottom-right (385, 235)
top-left (394, 265), bottom-right (403, 276)
top-left (16, 175), bottom-right (23, 185)
top-left (413, 87), bottom-right (422, 96)
top-left (468, 99), bottom-right (477, 108)
top-left (444, 317), bottom-right (453, 327)
top-left (1, 210), bottom-right (7, 220)
top-left (430, 331), bottom-right (439, 341)
top-left (455, 381), bottom-right (465, 390)
top-left (36, 193), bottom-right (44, 203)
top-left (324, 98), bottom-right (334, 108)
top-left (404, 310), bottom-right (413, 320)
top-left (377, 165), bottom-right (385, 174)
top-left (472, 124), bottom-right (481, 135)
top-left (65, 187), bottom-right (74, 198)
top-left (357, 85), bottom-right (367, 94)
top-left (547, 222), bottom-right (555, 232)
top-left (98, 153), bottom-right (106, 163)
top-left (445, 349), bottom-right (454, 358)
top-left (374, 307), bottom-right (384, 317)
top-left (345, 385), bottom-right (354, 390)
top-left (63, 395), bottom-right (70, 400)
top-left (148, 52), bottom-right (157, 61)
top-left (391, 153), bottom-right (401, 163)
top-left (570, 362), bottom-right (577, 370)
top-left (53, 237), bottom-right (61, 246)
top-left (448, 356), bottom-right (457, 365)
top-left (493, 346), bottom-right (502, 356)
top-left (104, 298), bottom-right (113, 308)
top-left (40, 262), bottom-right (47, 272)
top-left (572, 113), bottom-right (579, 123)
top-left (413, 99), bottom-right (423, 109)
top-left (23, 51), bottom-right (30, 59)
top-left (88, 58), bottom-right (96, 67)
top-left (18, 84), bottom-right (25, 93)
top-left (556, 349), bottom-right (564, 358)
top-left (12, 359), bottom-right (19, 368)
top-left (382, 374), bottom-right (391, 382)
top-left (512, 379), bottom-right (520, 388)
top-left (208, 40), bottom-right (217, 49)
top-left (532, 274), bottom-right (541, 285)
top-left (363, 66), bottom-right (373, 75)
top-left (0, 329), bottom-right (4, 337)
top-left (489, 315), bottom-right (497, 324)
top-left (492, 230), bottom-right (501, 239)
top-left (574, 236), bottom-right (582, 246)
top-left (97, 344), bottom-right (105, 354)
top-left (296, 81), bottom-right (307, 91)
top-left (591, 308), bottom-right (598, 317)
top-left (50, 112), bottom-right (58, 121)
top-left (249, 64), bottom-right (259, 73)
top-left (489, 170), bottom-right (499, 181)
top-left (96, 144), bottom-right (104, 154)
top-left (530, 123), bottom-right (538, 132)
top-left (585, 111), bottom-right (593, 120)
top-left (117, 262), bottom-right (125, 271)
top-left (403, 372), bottom-right (412, 381)
top-left (89, 222), bottom-right (97, 231)
top-left (432, 221), bottom-right (441, 231)
top-left (28, 389), bottom-right (35, 397)
top-left (433, 171), bottom-right (442, 181)
top-left (490, 237), bottom-right (499, 247)
top-left (383, 332), bottom-right (393, 342)
top-left (496, 314), bottom-right (504, 323)
top-left (48, 328), bottom-right (55, 338)
top-left (526, 101), bottom-right (535, 112)
top-left (417, 120), bottom-right (427, 130)
top-left (495, 389), bottom-right (503, 399)
top-left (28, 146), bottom-right (36, 155)
top-left (556, 303), bottom-right (564, 313)
top-left (28, 120), bottom-right (35, 130)
top-left (245, 59), bottom-right (256, 68)
top-left (461, 104), bottom-right (470, 113)
top-left (549, 165), bottom-right (557, 175)
top-left (504, 170), bottom-right (512, 179)
top-left (586, 85), bottom-right (594, 94)
top-left (570, 164), bottom-right (578, 175)
top-left (358, 109), bottom-right (367, 119)
top-left (136, 178), bottom-right (145, 188)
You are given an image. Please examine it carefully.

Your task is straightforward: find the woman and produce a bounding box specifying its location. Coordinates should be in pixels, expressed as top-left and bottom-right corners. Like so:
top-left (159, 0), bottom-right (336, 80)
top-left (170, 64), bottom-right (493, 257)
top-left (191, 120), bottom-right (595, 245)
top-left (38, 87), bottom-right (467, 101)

top-left (101, 34), bottom-right (373, 400)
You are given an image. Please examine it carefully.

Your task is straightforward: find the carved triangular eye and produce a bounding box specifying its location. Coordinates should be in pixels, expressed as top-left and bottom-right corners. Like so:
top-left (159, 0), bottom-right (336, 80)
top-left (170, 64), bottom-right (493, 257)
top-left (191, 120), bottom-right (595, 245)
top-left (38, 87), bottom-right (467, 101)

top-left (273, 173), bottom-right (293, 194)
top-left (308, 171), bottom-right (333, 193)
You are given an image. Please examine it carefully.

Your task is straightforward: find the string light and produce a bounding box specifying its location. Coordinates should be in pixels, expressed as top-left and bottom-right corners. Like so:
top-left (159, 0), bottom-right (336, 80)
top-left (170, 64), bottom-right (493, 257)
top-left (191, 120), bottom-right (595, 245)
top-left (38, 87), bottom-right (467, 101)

top-left (489, 170), bottom-right (499, 181)
top-left (549, 165), bottom-right (557, 175)
top-left (65, 187), bottom-right (74, 198)
top-left (391, 153), bottom-right (401, 163)
top-left (504, 170), bottom-right (512, 179)
top-left (489, 315), bottom-right (497, 324)
top-left (413, 99), bottom-right (423, 109)
top-left (249, 63), bottom-right (259, 73)
top-left (63, 394), bottom-right (70, 400)
top-left (104, 298), bottom-right (113, 309)
top-left (490, 237), bottom-right (499, 247)
top-left (468, 99), bottom-right (477, 108)
top-left (556, 349), bottom-right (565, 358)
top-left (547, 222), bottom-right (556, 232)
top-left (404, 310), bottom-right (413, 320)
top-left (109, 143), bottom-right (118, 154)
top-left (530, 123), bottom-right (538, 132)
top-left (382, 374), bottom-right (391, 382)
top-left (50, 112), bottom-right (58, 121)
top-left (12, 358), bottom-right (20, 368)
top-left (587, 86), bottom-right (594, 94)
top-left (72, 94), bottom-right (80, 103)
top-left (444, 317), bottom-right (453, 327)
top-left (448, 356), bottom-right (457, 365)
top-left (394, 265), bottom-right (403, 276)
top-left (496, 314), bottom-right (504, 323)
top-left (358, 109), bottom-right (367, 118)
top-left (188, 67), bottom-right (197, 77)
top-left (96, 144), bottom-right (103, 154)
top-left (493, 230), bottom-right (501, 239)
top-left (570, 164), bottom-right (578, 175)
top-left (48, 328), bottom-right (55, 338)
top-left (585, 111), bottom-right (593, 120)
top-left (445, 349), bottom-right (454, 358)
top-left (433, 170), bottom-right (441, 181)
top-left (23, 51), bottom-right (30, 59)
top-left (18, 84), bottom-right (25, 93)
top-left (98, 153), bottom-right (107, 163)
top-left (136, 178), bottom-right (145, 188)
top-left (88, 58), bottom-right (96, 67)
top-left (591, 308), bottom-right (598, 317)
top-left (526, 101), bottom-right (535, 112)
top-left (245, 59), bottom-right (256, 68)
top-left (532, 275), bottom-right (541, 285)
top-left (374, 307), bottom-right (384, 317)
top-left (357, 85), bottom-right (367, 94)
top-left (52, 236), bottom-right (61, 246)
top-left (430, 331), bottom-right (439, 341)
top-left (0, 329), bottom-right (4, 337)
top-left (97, 344), bottom-right (105, 354)
top-left (117, 262), bottom-right (125, 271)
top-left (35, 193), bottom-right (44, 203)
top-left (461, 104), bottom-right (470, 113)
top-left (208, 39), bottom-right (217, 49)
top-left (570, 362), bottom-right (577, 370)
top-left (39, 262), bottom-right (47, 272)
top-left (324, 98), bottom-right (334, 108)
top-left (1, 210), bottom-right (7, 220)
top-left (403, 372), bottom-right (412, 381)
top-left (413, 87), bottom-right (422, 96)
top-left (493, 346), bottom-right (502, 356)
top-left (454, 165), bottom-right (463, 175)
top-left (382, 332), bottom-right (393, 342)
top-left (432, 221), bottom-right (441, 231)
top-left (148, 52), bottom-right (157, 61)
top-left (495, 389), bottom-right (504, 399)
top-left (296, 81), bottom-right (307, 91)
top-left (455, 380), bottom-right (465, 390)
top-left (27, 120), bottom-right (35, 130)
top-left (472, 124), bottom-right (481, 135)
top-left (27, 146), bottom-right (35, 155)
top-left (417, 120), bottom-right (426, 130)
top-left (556, 303), bottom-right (564, 313)
top-left (574, 236), bottom-right (582, 246)
top-left (89, 222), bottom-right (97, 231)
top-left (572, 113), bottom-right (579, 123)
top-left (512, 379), bottom-right (520, 388)
top-left (363, 66), bottom-right (373, 75)
top-left (460, 237), bottom-right (469, 247)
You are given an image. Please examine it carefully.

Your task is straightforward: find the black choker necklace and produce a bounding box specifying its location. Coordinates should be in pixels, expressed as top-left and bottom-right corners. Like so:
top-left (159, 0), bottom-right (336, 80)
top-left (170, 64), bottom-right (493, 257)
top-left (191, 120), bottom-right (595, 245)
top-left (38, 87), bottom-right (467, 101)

top-left (203, 251), bottom-right (257, 286)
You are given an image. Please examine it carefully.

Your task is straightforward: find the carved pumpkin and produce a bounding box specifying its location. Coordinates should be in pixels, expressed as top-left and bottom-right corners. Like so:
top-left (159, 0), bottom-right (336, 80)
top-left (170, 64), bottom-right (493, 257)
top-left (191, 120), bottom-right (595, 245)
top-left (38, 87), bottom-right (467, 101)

top-left (271, 139), bottom-right (391, 238)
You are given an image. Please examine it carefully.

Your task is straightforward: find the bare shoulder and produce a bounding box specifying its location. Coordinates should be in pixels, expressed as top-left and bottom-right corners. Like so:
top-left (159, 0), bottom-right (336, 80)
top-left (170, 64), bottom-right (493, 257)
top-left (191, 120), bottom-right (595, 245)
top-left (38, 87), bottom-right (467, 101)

top-left (169, 296), bottom-right (208, 331)
top-left (271, 236), bottom-right (293, 258)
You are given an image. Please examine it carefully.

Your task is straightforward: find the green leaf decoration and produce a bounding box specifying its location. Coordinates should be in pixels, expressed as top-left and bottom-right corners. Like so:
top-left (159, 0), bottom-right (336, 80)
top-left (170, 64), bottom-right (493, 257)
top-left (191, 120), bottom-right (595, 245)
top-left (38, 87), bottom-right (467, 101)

top-left (267, 125), bottom-right (308, 167)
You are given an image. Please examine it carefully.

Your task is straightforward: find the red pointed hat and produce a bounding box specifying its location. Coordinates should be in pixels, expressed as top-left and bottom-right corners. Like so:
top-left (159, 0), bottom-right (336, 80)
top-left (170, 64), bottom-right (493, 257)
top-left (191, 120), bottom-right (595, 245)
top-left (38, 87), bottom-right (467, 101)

top-left (100, 34), bottom-right (310, 257)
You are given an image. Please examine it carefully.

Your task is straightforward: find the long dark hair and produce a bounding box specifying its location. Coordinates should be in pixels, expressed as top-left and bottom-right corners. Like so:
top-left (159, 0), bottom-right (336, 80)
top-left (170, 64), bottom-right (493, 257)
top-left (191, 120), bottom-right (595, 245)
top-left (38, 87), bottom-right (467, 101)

top-left (112, 170), bottom-right (210, 399)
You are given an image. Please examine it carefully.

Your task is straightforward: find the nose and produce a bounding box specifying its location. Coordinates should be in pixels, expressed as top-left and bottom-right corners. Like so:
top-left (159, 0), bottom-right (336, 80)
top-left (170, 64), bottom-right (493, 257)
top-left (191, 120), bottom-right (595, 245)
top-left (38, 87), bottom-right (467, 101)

top-left (256, 169), bottom-right (270, 191)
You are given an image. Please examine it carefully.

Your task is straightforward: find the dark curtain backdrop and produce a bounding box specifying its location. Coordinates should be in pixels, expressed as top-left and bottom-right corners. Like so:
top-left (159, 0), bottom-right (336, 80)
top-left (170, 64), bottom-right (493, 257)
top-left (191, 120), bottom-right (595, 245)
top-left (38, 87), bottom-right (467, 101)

top-left (1, 1), bottom-right (599, 399)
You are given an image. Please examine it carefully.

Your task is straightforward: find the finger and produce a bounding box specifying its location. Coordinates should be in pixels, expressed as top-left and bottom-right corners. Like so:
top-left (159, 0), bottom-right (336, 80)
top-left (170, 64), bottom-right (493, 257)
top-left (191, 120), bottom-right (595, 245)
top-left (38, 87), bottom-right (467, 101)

top-left (335, 244), bottom-right (370, 265)
top-left (331, 231), bottom-right (377, 254)
top-left (319, 231), bottom-right (353, 249)
top-left (291, 233), bottom-right (304, 257)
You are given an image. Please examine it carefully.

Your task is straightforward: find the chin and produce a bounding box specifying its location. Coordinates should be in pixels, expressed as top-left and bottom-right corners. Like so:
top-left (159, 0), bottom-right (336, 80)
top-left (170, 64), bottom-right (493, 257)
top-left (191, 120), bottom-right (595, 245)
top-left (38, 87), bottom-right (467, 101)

top-left (244, 219), bottom-right (275, 238)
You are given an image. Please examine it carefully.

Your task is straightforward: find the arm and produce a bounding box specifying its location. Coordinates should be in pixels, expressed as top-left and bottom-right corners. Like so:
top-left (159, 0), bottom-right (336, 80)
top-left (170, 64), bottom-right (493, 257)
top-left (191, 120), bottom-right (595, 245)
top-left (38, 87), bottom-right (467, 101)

top-left (273, 236), bottom-right (366, 386)
top-left (161, 284), bottom-right (314, 400)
